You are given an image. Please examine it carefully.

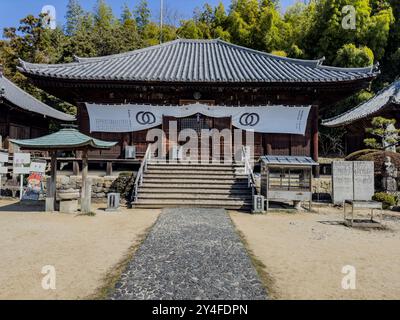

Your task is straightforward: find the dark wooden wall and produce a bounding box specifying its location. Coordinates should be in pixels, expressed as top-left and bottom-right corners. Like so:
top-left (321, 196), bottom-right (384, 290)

top-left (26, 78), bottom-right (366, 161)
top-left (344, 105), bottom-right (400, 155)
top-left (0, 101), bottom-right (49, 151)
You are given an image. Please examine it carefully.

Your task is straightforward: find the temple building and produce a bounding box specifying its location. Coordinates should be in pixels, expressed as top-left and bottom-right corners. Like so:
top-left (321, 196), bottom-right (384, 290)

top-left (323, 80), bottom-right (400, 154)
top-left (0, 68), bottom-right (75, 151)
top-left (18, 39), bottom-right (379, 161)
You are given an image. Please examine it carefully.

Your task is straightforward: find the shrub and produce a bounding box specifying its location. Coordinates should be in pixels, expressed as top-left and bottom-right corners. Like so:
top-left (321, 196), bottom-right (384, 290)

top-left (110, 172), bottom-right (136, 201)
top-left (345, 149), bottom-right (378, 161)
top-left (345, 150), bottom-right (400, 190)
top-left (372, 192), bottom-right (398, 209)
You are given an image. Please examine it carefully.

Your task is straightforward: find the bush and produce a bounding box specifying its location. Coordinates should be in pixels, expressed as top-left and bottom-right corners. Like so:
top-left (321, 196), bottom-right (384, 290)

top-left (345, 150), bottom-right (400, 190)
top-left (372, 192), bottom-right (398, 209)
top-left (345, 149), bottom-right (378, 161)
top-left (110, 172), bottom-right (136, 201)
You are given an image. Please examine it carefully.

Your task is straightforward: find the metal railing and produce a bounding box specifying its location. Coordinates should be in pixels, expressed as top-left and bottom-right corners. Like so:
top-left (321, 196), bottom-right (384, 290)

top-left (132, 145), bottom-right (152, 203)
top-left (242, 146), bottom-right (257, 196)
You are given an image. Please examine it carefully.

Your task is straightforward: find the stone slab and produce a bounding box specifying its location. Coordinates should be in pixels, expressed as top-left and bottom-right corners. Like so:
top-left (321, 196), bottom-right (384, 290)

top-left (332, 161), bottom-right (354, 204)
top-left (353, 161), bottom-right (374, 201)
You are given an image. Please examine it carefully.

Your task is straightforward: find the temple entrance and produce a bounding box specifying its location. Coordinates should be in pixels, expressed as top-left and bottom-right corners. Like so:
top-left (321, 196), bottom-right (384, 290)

top-left (163, 114), bottom-right (232, 162)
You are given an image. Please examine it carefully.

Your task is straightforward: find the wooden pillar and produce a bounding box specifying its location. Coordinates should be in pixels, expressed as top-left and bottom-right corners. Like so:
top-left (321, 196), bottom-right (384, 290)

top-left (46, 151), bottom-right (57, 212)
top-left (312, 105), bottom-right (320, 177)
top-left (81, 148), bottom-right (91, 214)
top-left (73, 161), bottom-right (80, 176)
top-left (106, 161), bottom-right (113, 176)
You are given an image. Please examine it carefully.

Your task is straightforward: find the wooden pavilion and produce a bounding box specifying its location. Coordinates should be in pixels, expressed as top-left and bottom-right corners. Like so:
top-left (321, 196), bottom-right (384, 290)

top-left (17, 39), bottom-right (379, 162)
top-left (10, 128), bottom-right (116, 212)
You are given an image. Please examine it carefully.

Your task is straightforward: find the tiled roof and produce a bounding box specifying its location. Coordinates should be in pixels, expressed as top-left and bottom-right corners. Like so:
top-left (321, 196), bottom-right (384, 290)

top-left (260, 156), bottom-right (319, 166)
top-left (323, 80), bottom-right (400, 127)
top-left (10, 128), bottom-right (117, 150)
top-left (0, 73), bottom-right (75, 121)
top-left (18, 39), bottom-right (378, 84)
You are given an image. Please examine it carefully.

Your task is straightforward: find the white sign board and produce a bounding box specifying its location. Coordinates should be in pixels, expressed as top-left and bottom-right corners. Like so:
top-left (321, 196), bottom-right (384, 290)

top-left (13, 153), bottom-right (31, 175)
top-left (0, 152), bottom-right (8, 163)
top-left (332, 161), bottom-right (375, 204)
top-left (353, 161), bottom-right (375, 201)
top-left (332, 162), bottom-right (354, 204)
top-left (30, 161), bottom-right (47, 174)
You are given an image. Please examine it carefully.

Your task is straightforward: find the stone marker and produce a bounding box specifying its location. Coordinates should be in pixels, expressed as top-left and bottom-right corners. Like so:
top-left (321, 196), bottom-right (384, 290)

top-left (353, 161), bottom-right (374, 201)
top-left (58, 189), bottom-right (80, 214)
top-left (332, 161), bottom-right (354, 204)
top-left (106, 193), bottom-right (120, 212)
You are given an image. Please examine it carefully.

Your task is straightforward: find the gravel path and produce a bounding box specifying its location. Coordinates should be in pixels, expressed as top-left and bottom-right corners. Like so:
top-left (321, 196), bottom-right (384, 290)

top-left (111, 208), bottom-right (267, 300)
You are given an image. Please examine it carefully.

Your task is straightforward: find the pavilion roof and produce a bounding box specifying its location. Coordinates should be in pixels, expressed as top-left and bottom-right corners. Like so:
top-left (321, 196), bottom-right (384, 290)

top-left (10, 128), bottom-right (117, 150)
top-left (18, 39), bottom-right (378, 84)
top-left (0, 72), bottom-right (75, 122)
top-left (322, 80), bottom-right (400, 127)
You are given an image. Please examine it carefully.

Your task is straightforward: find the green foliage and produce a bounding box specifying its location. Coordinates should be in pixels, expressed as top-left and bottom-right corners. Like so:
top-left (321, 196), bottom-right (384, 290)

top-left (110, 172), bottom-right (136, 201)
top-left (345, 149), bottom-right (379, 160)
top-left (373, 192), bottom-right (397, 209)
top-left (65, 0), bottom-right (84, 36)
top-left (134, 0), bottom-right (150, 33)
top-left (364, 117), bottom-right (400, 150)
top-left (334, 43), bottom-right (374, 67)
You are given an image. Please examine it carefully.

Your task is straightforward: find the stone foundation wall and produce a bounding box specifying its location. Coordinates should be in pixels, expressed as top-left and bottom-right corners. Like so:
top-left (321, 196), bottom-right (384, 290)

top-left (312, 177), bottom-right (332, 197)
top-left (45, 175), bottom-right (119, 199)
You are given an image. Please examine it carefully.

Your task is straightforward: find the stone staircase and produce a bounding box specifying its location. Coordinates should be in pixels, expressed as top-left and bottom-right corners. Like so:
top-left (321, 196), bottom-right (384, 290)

top-left (133, 162), bottom-right (252, 209)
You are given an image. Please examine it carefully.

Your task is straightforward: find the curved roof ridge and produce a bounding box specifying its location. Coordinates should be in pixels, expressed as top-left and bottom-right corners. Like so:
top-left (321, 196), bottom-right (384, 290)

top-left (317, 63), bottom-right (377, 74)
top-left (74, 38), bottom-right (184, 63)
top-left (0, 73), bottom-right (75, 121)
top-left (215, 39), bottom-right (325, 67)
top-left (322, 80), bottom-right (400, 127)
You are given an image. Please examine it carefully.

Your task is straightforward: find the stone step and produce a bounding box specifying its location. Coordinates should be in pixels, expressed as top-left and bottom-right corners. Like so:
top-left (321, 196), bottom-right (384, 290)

top-left (144, 174), bottom-right (248, 180)
top-left (134, 204), bottom-right (252, 209)
top-left (138, 188), bottom-right (251, 195)
top-left (147, 161), bottom-right (244, 168)
top-left (147, 164), bottom-right (244, 169)
top-left (140, 183), bottom-right (250, 189)
top-left (143, 178), bottom-right (248, 184)
top-left (138, 193), bottom-right (252, 200)
top-left (146, 169), bottom-right (243, 175)
top-left (134, 199), bottom-right (251, 209)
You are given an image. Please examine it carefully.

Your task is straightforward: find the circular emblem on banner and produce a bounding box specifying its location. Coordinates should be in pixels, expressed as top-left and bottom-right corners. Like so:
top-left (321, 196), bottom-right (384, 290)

top-left (136, 112), bottom-right (156, 125)
top-left (239, 113), bottom-right (260, 127)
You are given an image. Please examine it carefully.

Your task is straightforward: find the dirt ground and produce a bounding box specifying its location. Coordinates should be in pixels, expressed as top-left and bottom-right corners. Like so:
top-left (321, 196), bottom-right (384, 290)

top-left (230, 207), bottom-right (400, 300)
top-left (0, 200), bottom-right (160, 300)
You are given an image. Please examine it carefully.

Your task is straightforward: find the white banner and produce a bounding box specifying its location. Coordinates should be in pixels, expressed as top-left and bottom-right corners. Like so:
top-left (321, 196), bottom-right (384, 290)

top-left (86, 103), bottom-right (311, 136)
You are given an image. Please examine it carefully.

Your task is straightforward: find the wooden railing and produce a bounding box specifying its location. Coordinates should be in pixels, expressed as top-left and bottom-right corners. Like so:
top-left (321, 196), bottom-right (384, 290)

top-left (132, 145), bottom-right (152, 203)
top-left (242, 146), bottom-right (257, 197)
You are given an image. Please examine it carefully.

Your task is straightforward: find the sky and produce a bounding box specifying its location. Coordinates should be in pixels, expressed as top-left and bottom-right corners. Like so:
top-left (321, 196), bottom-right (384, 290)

top-left (0, 0), bottom-right (296, 35)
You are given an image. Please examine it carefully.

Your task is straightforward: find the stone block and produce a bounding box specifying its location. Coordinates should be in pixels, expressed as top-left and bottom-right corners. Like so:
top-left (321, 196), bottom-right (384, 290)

top-left (60, 200), bottom-right (78, 214)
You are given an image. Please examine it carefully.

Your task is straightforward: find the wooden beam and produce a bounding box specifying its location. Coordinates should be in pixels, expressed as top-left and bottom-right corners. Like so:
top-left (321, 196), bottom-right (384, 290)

top-left (312, 105), bottom-right (320, 178)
